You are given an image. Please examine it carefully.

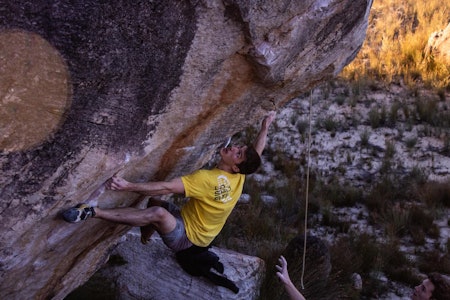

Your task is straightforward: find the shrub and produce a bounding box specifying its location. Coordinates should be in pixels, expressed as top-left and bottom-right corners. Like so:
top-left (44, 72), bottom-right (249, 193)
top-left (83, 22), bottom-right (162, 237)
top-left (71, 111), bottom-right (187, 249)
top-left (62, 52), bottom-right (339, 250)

top-left (384, 140), bottom-right (396, 159)
top-left (271, 151), bottom-right (300, 178)
top-left (296, 119), bottom-right (310, 135)
top-left (360, 129), bottom-right (370, 148)
top-left (405, 136), bottom-right (418, 149)
top-left (381, 241), bottom-right (417, 286)
top-left (418, 250), bottom-right (450, 275)
top-left (381, 204), bottom-right (411, 238)
top-left (335, 94), bottom-right (346, 105)
top-left (330, 233), bottom-right (381, 276)
top-left (365, 177), bottom-right (400, 214)
top-left (419, 181), bottom-right (450, 208)
top-left (380, 158), bottom-right (392, 174)
top-left (320, 182), bottom-right (363, 208)
top-left (415, 98), bottom-right (438, 125)
top-left (388, 101), bottom-right (401, 126)
top-left (369, 107), bottom-right (382, 128)
top-left (318, 116), bottom-right (340, 132)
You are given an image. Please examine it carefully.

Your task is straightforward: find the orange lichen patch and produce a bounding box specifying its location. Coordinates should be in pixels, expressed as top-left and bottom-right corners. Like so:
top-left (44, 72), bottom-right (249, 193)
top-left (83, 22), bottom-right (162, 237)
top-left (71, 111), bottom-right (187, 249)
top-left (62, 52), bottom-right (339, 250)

top-left (216, 56), bottom-right (255, 106)
top-left (0, 30), bottom-right (71, 152)
top-left (155, 55), bottom-right (255, 179)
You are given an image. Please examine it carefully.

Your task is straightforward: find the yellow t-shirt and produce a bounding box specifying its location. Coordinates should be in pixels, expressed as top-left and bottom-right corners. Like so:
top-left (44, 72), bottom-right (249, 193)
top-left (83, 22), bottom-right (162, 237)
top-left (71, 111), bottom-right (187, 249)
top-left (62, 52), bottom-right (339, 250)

top-left (181, 168), bottom-right (245, 247)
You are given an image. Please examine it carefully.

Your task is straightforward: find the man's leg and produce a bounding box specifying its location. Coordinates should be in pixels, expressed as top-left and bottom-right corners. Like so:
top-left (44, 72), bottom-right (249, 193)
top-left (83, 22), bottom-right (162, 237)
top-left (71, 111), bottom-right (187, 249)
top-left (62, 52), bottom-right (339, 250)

top-left (140, 198), bottom-right (163, 244)
top-left (93, 206), bottom-right (177, 235)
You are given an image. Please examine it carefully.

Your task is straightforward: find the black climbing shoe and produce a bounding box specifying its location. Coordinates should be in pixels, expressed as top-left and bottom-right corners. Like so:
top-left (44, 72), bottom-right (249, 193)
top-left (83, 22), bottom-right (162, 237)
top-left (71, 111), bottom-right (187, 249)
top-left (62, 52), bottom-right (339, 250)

top-left (63, 204), bottom-right (96, 223)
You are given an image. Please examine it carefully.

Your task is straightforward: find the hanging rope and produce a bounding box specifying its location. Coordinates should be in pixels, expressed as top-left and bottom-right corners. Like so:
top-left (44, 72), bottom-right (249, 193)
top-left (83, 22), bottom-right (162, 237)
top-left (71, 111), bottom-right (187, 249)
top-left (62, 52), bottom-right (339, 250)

top-left (300, 89), bottom-right (313, 290)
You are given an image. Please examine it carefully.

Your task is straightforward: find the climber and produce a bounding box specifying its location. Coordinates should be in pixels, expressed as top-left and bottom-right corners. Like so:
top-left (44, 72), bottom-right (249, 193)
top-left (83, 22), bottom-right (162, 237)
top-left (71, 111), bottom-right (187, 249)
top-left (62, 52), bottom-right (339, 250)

top-left (63, 111), bottom-right (275, 244)
top-left (63, 112), bottom-right (276, 290)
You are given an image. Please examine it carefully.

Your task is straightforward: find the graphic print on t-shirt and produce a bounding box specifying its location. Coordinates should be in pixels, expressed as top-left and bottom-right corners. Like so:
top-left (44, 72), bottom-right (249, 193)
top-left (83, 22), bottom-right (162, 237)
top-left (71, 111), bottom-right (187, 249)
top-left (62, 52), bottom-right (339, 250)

top-left (214, 175), bottom-right (232, 203)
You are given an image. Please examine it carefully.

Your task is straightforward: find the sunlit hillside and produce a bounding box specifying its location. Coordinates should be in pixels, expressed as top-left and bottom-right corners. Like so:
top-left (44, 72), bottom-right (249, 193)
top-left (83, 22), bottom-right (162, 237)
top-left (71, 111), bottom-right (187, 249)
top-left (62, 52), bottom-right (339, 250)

top-left (342, 0), bottom-right (450, 89)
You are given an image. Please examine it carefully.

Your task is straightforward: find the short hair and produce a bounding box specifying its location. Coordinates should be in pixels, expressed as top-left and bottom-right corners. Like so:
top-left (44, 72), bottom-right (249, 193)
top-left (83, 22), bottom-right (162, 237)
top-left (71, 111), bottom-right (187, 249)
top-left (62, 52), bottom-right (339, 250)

top-left (428, 272), bottom-right (450, 300)
top-left (237, 145), bottom-right (261, 174)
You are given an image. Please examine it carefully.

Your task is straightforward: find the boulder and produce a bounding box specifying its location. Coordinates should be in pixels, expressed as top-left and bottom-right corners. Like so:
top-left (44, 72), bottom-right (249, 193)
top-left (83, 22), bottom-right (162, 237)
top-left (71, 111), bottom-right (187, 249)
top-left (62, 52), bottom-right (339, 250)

top-left (0, 0), bottom-right (373, 299)
top-left (426, 22), bottom-right (450, 65)
top-left (67, 231), bottom-right (264, 300)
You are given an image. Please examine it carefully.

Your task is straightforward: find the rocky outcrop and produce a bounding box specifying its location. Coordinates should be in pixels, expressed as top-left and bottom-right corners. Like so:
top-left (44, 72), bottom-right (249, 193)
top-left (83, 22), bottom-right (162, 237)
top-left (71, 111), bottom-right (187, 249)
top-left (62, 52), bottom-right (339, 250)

top-left (0, 0), bottom-right (373, 299)
top-left (68, 232), bottom-right (264, 300)
top-left (426, 22), bottom-right (450, 64)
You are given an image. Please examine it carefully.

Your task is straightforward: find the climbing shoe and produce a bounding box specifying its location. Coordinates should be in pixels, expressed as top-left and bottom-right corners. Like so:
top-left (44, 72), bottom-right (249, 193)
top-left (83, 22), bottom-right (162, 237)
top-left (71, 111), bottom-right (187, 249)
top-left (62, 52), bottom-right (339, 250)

top-left (63, 203), bottom-right (96, 223)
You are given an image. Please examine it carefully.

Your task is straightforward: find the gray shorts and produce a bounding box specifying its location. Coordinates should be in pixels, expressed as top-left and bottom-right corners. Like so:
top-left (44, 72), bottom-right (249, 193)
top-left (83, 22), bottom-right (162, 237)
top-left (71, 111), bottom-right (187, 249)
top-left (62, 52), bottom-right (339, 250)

top-left (159, 202), bottom-right (193, 252)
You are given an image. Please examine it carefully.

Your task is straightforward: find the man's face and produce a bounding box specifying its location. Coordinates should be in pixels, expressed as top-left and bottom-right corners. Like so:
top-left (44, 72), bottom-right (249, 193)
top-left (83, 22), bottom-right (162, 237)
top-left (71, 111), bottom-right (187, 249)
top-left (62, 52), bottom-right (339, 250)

top-left (411, 278), bottom-right (435, 300)
top-left (220, 145), bottom-right (247, 168)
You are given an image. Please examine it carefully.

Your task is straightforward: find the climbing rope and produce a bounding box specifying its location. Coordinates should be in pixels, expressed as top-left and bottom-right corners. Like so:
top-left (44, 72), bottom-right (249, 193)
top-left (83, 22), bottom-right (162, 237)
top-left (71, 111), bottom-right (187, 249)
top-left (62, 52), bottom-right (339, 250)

top-left (300, 89), bottom-right (313, 290)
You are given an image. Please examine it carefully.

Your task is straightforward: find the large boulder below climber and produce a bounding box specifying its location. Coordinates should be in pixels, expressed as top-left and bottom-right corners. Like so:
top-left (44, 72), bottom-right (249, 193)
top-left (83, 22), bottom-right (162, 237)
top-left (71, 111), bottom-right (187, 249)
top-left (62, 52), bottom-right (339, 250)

top-left (67, 231), bottom-right (265, 300)
top-left (0, 1), bottom-right (373, 299)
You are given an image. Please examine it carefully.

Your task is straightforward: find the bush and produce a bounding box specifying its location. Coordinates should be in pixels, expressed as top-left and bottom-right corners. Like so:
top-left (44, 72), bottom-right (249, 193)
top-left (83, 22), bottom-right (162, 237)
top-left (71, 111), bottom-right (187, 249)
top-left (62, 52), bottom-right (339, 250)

top-left (320, 182), bottom-right (363, 208)
top-left (369, 107), bottom-right (382, 128)
top-left (381, 241), bottom-right (417, 285)
top-left (365, 177), bottom-right (401, 214)
top-left (405, 136), bottom-right (418, 149)
top-left (384, 140), bottom-right (396, 159)
top-left (418, 250), bottom-right (450, 275)
top-left (420, 181), bottom-right (450, 208)
top-left (318, 116), bottom-right (340, 132)
top-left (388, 101), bottom-right (401, 127)
top-left (415, 98), bottom-right (438, 125)
top-left (381, 204), bottom-right (411, 238)
top-left (360, 129), bottom-right (370, 148)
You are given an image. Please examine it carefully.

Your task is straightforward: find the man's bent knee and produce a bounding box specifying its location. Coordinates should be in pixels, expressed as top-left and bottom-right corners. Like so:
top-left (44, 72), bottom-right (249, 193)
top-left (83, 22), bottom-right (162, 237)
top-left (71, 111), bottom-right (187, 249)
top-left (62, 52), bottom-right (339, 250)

top-left (146, 206), bottom-right (176, 233)
top-left (147, 206), bottom-right (169, 220)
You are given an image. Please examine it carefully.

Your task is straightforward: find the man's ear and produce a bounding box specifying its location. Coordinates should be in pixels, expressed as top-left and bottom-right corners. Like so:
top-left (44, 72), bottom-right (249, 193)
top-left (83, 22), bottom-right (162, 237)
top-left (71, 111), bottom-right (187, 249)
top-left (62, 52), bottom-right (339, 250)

top-left (231, 165), bottom-right (240, 173)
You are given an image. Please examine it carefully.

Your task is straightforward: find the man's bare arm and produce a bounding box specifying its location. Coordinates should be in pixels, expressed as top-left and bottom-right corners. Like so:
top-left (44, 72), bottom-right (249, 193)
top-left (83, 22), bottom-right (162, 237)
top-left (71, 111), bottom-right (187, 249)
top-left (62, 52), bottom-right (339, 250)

top-left (276, 256), bottom-right (306, 300)
top-left (107, 176), bottom-right (185, 196)
top-left (254, 111), bottom-right (276, 156)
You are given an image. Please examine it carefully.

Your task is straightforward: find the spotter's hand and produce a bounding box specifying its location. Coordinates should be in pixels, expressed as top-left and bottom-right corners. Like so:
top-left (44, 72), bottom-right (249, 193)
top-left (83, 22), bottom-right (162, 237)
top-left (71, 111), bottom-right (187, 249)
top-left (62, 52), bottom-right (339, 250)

top-left (276, 255), bottom-right (291, 285)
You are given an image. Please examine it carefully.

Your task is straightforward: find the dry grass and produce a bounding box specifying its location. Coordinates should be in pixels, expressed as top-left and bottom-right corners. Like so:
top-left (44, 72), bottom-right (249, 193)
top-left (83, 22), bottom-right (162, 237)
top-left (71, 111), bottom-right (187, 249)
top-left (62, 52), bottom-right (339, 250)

top-left (342, 0), bottom-right (450, 89)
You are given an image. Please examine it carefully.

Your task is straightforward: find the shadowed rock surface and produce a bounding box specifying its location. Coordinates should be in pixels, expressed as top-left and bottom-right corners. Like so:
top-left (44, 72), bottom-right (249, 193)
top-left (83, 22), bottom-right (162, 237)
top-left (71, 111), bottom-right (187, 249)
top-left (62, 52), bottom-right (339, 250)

top-left (67, 232), bottom-right (264, 300)
top-left (0, 0), bottom-right (373, 299)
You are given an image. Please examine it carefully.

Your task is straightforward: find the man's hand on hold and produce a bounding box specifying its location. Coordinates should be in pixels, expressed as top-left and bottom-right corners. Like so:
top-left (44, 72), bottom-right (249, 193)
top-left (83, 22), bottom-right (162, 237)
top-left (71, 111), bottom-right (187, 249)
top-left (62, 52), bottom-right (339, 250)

top-left (106, 176), bottom-right (131, 191)
top-left (262, 111), bottom-right (276, 130)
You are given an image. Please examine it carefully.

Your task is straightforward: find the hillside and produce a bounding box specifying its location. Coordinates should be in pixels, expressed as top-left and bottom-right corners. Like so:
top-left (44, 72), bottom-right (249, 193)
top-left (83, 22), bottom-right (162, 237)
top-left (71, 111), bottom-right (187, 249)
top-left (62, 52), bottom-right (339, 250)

top-left (218, 1), bottom-right (450, 297)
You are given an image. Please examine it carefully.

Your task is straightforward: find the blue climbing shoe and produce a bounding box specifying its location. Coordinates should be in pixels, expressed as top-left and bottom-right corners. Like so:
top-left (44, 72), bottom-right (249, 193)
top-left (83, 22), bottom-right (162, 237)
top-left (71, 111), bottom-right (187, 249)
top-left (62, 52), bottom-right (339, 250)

top-left (63, 204), bottom-right (96, 223)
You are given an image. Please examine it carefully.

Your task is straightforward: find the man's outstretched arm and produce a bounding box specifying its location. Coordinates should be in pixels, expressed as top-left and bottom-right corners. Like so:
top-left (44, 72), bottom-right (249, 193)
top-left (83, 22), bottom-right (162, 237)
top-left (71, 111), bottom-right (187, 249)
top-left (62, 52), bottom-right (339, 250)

top-left (106, 176), bottom-right (185, 196)
top-left (254, 111), bottom-right (276, 156)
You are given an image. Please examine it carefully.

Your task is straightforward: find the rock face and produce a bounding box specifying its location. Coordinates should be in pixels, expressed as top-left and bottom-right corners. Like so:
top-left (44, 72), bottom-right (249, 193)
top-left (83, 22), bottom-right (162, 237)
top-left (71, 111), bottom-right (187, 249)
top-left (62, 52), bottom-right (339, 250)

top-left (0, 1), bottom-right (373, 299)
top-left (426, 22), bottom-right (450, 64)
top-left (68, 232), bottom-right (265, 300)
